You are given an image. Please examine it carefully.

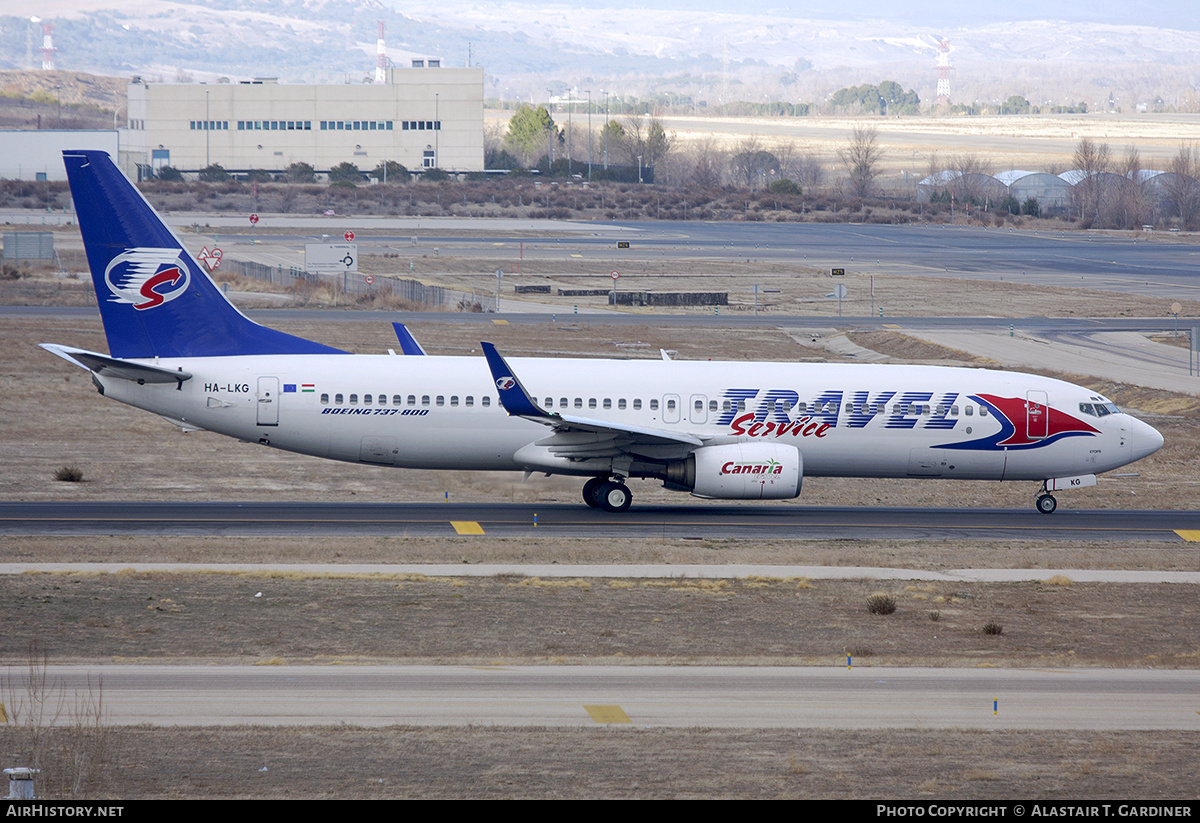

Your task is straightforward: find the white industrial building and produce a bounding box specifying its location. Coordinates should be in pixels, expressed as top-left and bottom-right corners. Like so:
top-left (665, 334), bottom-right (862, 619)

top-left (0, 130), bottom-right (119, 181)
top-left (121, 67), bottom-right (485, 178)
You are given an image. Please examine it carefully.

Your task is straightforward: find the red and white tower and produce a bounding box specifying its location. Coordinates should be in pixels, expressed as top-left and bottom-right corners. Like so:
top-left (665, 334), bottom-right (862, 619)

top-left (375, 20), bottom-right (387, 84)
top-left (935, 38), bottom-right (952, 105)
top-left (40, 21), bottom-right (56, 71)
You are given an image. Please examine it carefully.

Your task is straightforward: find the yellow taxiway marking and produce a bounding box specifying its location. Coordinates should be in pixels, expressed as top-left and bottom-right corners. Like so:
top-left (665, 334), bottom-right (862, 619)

top-left (571, 253), bottom-right (583, 258)
top-left (585, 705), bottom-right (631, 724)
top-left (883, 324), bottom-right (902, 329)
top-left (1174, 530), bottom-right (1200, 542)
top-left (451, 521), bottom-right (486, 535)
top-left (492, 319), bottom-right (509, 325)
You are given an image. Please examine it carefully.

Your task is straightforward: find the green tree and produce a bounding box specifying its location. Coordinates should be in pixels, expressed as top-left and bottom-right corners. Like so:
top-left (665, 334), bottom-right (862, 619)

top-left (244, 169), bottom-right (273, 183)
top-left (284, 162), bottom-right (315, 183)
top-left (370, 160), bottom-right (410, 183)
top-left (505, 104), bottom-right (558, 167)
top-left (327, 162), bottom-right (363, 185)
top-left (769, 178), bottom-right (801, 196)
top-left (156, 166), bottom-right (184, 182)
top-left (1002, 95), bottom-right (1032, 114)
top-left (1022, 196), bottom-right (1041, 217)
top-left (198, 164), bottom-right (229, 182)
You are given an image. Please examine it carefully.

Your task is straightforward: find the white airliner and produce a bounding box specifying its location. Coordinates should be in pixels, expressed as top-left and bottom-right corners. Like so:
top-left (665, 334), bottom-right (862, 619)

top-left (44, 150), bottom-right (1163, 514)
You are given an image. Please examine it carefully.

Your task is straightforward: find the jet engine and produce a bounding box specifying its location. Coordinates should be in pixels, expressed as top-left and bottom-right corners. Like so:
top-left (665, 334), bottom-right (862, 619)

top-left (661, 443), bottom-right (802, 500)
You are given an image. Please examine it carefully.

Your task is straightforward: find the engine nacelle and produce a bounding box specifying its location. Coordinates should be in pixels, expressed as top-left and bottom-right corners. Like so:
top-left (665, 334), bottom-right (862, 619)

top-left (665, 443), bottom-right (803, 500)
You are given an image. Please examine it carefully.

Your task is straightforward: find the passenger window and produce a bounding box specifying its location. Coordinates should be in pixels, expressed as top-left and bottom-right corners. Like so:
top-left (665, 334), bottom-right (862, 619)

top-left (421, 395), bottom-right (430, 406)
top-left (574, 398), bottom-right (583, 409)
top-left (950, 405), bottom-right (959, 416)
top-left (979, 406), bottom-right (989, 417)
top-left (321, 393), bottom-right (329, 404)
top-left (392, 395), bottom-right (402, 405)
top-left (545, 398), bottom-right (553, 407)
top-left (650, 399), bottom-right (659, 411)
top-left (364, 394), bottom-right (372, 405)
top-left (589, 398), bottom-right (597, 409)
top-left (407, 395), bottom-right (416, 406)
top-left (335, 393), bottom-right (344, 404)
top-left (709, 400), bottom-right (717, 411)
top-left (965, 405), bottom-right (973, 416)
top-left (633, 399), bottom-right (642, 410)
top-left (559, 398), bottom-right (568, 408)
top-left (618, 399), bottom-right (627, 410)
top-left (482, 397), bottom-right (490, 407)
top-left (603, 399), bottom-right (612, 409)
top-left (695, 400), bottom-right (704, 411)
top-left (466, 396), bottom-right (474, 407)
top-left (436, 396), bottom-right (445, 406)
top-left (450, 396), bottom-right (458, 406)
top-left (667, 399), bottom-right (676, 411)
top-left (722, 400), bottom-right (730, 412)
top-left (349, 394), bottom-right (358, 405)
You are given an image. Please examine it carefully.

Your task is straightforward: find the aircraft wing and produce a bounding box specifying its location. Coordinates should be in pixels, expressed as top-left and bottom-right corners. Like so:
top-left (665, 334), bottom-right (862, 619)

top-left (480, 342), bottom-right (704, 452)
top-left (40, 344), bottom-right (192, 384)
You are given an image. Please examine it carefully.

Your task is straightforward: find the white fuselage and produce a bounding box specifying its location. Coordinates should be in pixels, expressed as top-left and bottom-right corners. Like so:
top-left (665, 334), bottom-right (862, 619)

top-left (96, 353), bottom-right (1160, 484)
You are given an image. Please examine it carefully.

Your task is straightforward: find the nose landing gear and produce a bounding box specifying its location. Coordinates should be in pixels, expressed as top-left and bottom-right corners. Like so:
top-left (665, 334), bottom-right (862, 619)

top-left (1036, 489), bottom-right (1058, 514)
top-left (582, 476), bottom-right (632, 512)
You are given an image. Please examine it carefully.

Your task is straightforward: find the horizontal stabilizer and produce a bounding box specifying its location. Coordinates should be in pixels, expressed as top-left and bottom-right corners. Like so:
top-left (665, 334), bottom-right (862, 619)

top-left (40, 344), bottom-right (191, 384)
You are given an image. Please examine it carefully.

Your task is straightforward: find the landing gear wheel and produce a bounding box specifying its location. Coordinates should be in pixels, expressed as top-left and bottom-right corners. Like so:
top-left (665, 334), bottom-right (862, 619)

top-left (582, 477), bottom-right (607, 509)
top-left (1036, 494), bottom-right (1058, 514)
top-left (597, 481), bottom-right (632, 513)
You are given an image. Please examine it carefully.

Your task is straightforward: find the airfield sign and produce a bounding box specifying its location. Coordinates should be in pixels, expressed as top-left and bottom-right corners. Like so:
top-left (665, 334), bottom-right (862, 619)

top-left (305, 243), bottom-right (358, 273)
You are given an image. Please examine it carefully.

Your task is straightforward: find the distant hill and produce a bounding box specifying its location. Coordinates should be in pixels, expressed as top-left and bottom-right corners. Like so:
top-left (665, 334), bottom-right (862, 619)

top-left (0, 70), bottom-right (125, 130)
top-left (2, 2), bottom-right (1200, 110)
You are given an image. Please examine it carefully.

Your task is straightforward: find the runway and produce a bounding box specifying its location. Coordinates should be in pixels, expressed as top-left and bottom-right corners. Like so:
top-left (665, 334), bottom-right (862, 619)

top-left (2, 501), bottom-right (1198, 541)
top-left (37, 664), bottom-right (1200, 730)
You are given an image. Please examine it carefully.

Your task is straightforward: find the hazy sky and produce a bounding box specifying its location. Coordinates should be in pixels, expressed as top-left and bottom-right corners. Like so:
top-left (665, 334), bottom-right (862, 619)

top-left (383, 1), bottom-right (1200, 30)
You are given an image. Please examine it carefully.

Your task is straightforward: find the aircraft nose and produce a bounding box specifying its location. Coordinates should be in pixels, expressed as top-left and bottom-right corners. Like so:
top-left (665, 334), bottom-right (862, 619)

top-left (1128, 417), bottom-right (1164, 462)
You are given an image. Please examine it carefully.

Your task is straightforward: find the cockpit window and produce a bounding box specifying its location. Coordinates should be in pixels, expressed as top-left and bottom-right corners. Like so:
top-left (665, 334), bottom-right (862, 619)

top-left (1080, 402), bottom-right (1120, 417)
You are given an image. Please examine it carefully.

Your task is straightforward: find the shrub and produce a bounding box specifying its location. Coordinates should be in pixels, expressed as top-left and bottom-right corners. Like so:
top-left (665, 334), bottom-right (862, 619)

top-left (866, 593), bottom-right (896, 615)
top-left (983, 622), bottom-right (1004, 635)
top-left (54, 466), bottom-right (83, 482)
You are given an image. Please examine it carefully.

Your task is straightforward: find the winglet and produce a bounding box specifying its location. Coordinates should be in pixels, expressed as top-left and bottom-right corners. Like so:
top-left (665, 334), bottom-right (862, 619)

top-left (392, 322), bottom-right (427, 355)
top-left (480, 342), bottom-right (549, 418)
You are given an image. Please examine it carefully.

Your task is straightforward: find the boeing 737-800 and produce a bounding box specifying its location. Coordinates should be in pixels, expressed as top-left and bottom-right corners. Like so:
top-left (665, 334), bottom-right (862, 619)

top-left (43, 150), bottom-right (1163, 514)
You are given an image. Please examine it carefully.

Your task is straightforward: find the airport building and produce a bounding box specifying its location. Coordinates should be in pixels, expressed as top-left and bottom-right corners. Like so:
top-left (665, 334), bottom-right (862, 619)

top-left (120, 67), bottom-right (485, 178)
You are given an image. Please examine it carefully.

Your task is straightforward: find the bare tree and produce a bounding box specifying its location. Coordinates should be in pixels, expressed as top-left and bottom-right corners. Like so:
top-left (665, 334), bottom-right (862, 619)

top-left (948, 153), bottom-right (994, 206)
top-left (774, 141), bottom-right (824, 191)
top-left (685, 136), bottom-right (726, 189)
top-left (1114, 146), bottom-right (1150, 229)
top-left (839, 124), bottom-right (884, 200)
top-left (1071, 138), bottom-right (1112, 226)
top-left (1162, 143), bottom-right (1200, 230)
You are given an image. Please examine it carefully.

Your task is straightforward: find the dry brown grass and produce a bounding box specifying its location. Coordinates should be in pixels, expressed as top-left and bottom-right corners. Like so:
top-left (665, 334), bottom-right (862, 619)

top-left (0, 572), bottom-right (1195, 669)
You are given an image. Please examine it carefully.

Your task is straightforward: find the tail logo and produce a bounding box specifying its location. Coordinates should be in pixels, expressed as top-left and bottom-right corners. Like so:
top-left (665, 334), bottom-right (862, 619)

top-left (496, 377), bottom-right (516, 391)
top-left (104, 248), bottom-right (192, 311)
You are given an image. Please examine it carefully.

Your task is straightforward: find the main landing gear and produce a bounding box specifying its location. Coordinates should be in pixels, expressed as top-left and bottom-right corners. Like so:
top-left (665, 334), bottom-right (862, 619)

top-left (582, 476), bottom-right (632, 513)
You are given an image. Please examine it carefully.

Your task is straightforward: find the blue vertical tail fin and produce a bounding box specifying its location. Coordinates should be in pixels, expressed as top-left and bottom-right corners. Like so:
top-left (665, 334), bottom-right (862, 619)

top-left (63, 150), bottom-right (344, 359)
